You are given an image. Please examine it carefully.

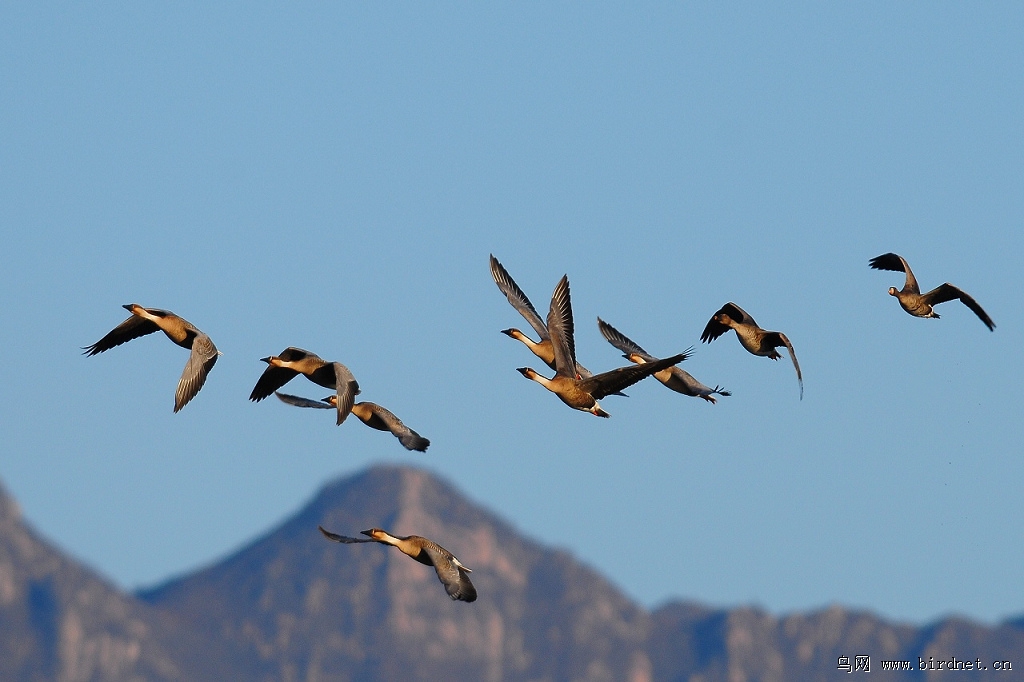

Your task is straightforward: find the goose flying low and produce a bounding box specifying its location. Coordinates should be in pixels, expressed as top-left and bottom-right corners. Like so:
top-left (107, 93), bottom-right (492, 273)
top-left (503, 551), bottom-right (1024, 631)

top-left (318, 526), bottom-right (476, 602)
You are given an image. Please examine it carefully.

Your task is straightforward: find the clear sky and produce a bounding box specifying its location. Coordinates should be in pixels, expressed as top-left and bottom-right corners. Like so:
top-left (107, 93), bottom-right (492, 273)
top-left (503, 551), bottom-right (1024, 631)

top-left (2, 4), bottom-right (1022, 625)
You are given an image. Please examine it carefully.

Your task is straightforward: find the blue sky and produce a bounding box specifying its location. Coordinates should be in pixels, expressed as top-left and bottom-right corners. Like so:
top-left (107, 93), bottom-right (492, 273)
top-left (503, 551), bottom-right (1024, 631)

top-left (2, 4), bottom-right (1022, 625)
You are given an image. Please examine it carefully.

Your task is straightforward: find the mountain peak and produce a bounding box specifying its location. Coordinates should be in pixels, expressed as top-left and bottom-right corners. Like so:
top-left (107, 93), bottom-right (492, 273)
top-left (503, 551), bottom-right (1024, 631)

top-left (5, 467), bottom-right (1024, 680)
top-left (140, 464), bottom-right (654, 680)
top-left (0, 477), bottom-right (22, 525)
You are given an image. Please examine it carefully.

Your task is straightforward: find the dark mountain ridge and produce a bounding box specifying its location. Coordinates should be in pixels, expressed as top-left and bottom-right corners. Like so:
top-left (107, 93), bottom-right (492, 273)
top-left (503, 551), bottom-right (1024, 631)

top-left (2, 467), bottom-right (1021, 681)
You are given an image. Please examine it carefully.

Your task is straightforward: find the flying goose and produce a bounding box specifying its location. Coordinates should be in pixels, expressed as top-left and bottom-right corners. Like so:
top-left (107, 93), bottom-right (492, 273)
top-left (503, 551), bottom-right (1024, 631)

top-left (83, 304), bottom-right (220, 412)
top-left (275, 392), bottom-right (430, 452)
top-left (249, 347), bottom-right (359, 425)
top-left (318, 526), bottom-right (476, 602)
top-left (517, 275), bottom-right (687, 417)
top-left (700, 302), bottom-right (803, 399)
top-left (868, 252), bottom-right (994, 331)
top-left (490, 254), bottom-right (600, 382)
top-left (597, 318), bottom-right (730, 403)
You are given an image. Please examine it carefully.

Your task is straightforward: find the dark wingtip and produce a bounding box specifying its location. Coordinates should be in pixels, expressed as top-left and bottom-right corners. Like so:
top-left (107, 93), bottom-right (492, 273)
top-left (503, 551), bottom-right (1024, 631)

top-left (868, 253), bottom-right (903, 271)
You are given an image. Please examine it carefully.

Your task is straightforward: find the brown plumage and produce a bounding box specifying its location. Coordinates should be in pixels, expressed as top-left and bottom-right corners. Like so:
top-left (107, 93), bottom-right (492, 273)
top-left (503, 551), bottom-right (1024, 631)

top-left (274, 392), bottom-right (430, 452)
top-left (318, 526), bottom-right (476, 602)
top-left (249, 347), bottom-right (359, 425)
top-left (700, 302), bottom-right (803, 399)
top-left (869, 252), bottom-right (994, 331)
top-left (517, 275), bottom-right (687, 417)
top-left (597, 318), bottom-right (729, 403)
top-left (83, 303), bottom-right (220, 412)
top-left (490, 254), bottom-right (601, 382)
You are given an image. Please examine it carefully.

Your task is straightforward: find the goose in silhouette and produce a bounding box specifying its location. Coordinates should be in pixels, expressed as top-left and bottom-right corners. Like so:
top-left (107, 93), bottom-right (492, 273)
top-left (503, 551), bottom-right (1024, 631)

top-left (700, 302), bottom-right (803, 399)
top-left (275, 392), bottom-right (430, 452)
top-left (249, 347), bottom-right (359, 424)
top-left (868, 253), bottom-right (994, 331)
top-left (517, 275), bottom-right (687, 417)
top-left (318, 525), bottom-right (476, 602)
top-left (597, 318), bottom-right (730, 403)
top-left (83, 304), bottom-right (220, 412)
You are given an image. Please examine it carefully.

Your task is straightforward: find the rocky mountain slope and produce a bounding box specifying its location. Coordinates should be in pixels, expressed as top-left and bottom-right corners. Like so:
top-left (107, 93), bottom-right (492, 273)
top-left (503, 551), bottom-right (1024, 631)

top-left (2, 467), bottom-right (1021, 681)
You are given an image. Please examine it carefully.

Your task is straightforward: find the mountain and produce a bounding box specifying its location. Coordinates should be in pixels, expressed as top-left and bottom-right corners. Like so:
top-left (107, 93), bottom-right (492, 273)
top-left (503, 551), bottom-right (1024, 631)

top-left (138, 465), bottom-right (655, 681)
top-left (3, 466), bottom-right (1023, 680)
top-left (0, 479), bottom-right (183, 681)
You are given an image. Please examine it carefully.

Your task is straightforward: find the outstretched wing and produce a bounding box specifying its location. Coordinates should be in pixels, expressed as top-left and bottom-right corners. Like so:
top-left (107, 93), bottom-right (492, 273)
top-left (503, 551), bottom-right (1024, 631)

top-left (360, 402), bottom-right (430, 452)
top-left (720, 302), bottom-right (756, 326)
top-left (275, 392), bottom-right (334, 409)
top-left (765, 331), bottom-right (803, 400)
top-left (419, 541), bottom-right (478, 603)
top-left (174, 332), bottom-right (219, 412)
top-left (83, 314), bottom-right (160, 356)
top-left (332, 362), bottom-right (360, 425)
top-left (583, 352), bottom-right (688, 399)
top-left (249, 347), bottom-right (316, 402)
top-left (546, 275), bottom-right (578, 378)
top-left (597, 317), bottom-right (657, 362)
top-left (701, 302), bottom-right (755, 343)
top-left (923, 283), bottom-right (995, 331)
top-left (869, 253), bottom-right (919, 294)
top-left (489, 255), bottom-right (549, 340)
top-left (318, 526), bottom-right (376, 544)
top-left (249, 366), bottom-right (298, 401)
